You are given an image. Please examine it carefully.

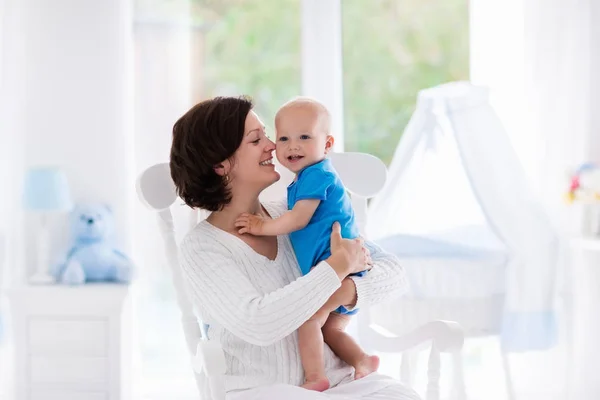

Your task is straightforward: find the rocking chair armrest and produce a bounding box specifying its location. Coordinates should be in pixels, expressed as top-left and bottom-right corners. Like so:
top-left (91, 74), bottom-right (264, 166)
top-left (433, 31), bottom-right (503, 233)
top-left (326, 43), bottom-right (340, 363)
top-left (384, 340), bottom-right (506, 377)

top-left (372, 320), bottom-right (465, 354)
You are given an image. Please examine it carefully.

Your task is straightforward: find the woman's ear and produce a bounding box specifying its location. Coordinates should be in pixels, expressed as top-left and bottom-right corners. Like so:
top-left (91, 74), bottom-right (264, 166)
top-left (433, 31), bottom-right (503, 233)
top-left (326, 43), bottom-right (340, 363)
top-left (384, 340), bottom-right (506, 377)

top-left (325, 135), bottom-right (335, 154)
top-left (213, 159), bottom-right (231, 176)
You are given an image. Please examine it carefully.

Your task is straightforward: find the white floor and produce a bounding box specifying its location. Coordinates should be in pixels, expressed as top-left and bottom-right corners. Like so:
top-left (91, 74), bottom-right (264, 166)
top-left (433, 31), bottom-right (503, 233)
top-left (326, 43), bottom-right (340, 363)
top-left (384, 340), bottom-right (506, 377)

top-left (0, 339), bottom-right (568, 400)
top-left (376, 337), bottom-right (568, 400)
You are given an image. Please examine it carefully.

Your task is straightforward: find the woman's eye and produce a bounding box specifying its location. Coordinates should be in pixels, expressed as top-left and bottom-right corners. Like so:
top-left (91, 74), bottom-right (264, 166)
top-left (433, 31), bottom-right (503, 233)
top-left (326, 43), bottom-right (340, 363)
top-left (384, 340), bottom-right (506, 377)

top-left (251, 138), bottom-right (261, 144)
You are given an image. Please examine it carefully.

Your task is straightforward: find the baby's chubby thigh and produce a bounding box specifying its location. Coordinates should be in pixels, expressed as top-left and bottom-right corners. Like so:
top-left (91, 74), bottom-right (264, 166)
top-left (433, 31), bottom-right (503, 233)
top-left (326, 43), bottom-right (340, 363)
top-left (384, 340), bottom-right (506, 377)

top-left (322, 311), bottom-right (352, 336)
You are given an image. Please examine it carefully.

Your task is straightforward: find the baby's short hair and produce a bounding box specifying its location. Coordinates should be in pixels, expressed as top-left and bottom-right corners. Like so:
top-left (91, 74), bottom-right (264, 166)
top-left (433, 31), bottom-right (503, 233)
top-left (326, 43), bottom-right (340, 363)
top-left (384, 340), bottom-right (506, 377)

top-left (275, 96), bottom-right (331, 131)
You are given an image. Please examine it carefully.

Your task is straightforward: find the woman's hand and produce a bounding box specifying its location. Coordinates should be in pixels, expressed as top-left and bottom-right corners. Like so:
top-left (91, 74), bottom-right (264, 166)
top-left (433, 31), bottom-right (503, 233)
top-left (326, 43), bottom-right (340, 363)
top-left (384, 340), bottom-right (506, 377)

top-left (327, 221), bottom-right (369, 280)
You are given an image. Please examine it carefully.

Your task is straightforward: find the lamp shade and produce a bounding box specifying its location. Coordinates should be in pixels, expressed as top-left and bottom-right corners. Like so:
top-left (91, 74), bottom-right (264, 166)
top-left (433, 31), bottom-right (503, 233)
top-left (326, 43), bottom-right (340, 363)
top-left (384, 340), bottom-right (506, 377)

top-left (23, 167), bottom-right (73, 211)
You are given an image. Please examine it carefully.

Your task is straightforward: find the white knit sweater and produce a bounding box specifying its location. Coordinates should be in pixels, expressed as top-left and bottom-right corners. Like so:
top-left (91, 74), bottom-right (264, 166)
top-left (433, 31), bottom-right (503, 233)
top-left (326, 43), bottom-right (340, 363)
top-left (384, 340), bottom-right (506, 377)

top-left (179, 201), bottom-right (408, 393)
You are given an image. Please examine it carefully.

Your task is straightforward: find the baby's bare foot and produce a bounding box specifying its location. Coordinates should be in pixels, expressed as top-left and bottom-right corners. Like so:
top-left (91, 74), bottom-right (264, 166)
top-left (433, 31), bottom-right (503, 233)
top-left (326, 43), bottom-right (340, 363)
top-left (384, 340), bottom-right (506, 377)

top-left (354, 355), bottom-right (380, 380)
top-left (301, 377), bottom-right (330, 392)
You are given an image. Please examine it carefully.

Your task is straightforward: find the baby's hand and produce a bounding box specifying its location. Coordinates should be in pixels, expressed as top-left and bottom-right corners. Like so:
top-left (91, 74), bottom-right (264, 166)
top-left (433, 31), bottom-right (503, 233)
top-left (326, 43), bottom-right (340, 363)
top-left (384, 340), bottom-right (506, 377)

top-left (235, 213), bottom-right (265, 235)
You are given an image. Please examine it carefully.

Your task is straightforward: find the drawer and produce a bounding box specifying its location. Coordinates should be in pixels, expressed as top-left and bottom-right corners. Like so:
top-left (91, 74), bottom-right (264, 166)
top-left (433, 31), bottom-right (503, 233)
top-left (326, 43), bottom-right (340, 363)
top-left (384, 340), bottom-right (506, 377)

top-left (30, 389), bottom-right (107, 400)
top-left (30, 356), bottom-right (108, 385)
top-left (28, 318), bottom-right (108, 357)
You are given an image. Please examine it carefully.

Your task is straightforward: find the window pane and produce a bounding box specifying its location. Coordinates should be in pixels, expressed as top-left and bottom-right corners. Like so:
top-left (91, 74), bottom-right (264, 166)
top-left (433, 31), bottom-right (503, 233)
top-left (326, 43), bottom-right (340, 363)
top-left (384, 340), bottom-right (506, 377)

top-left (341, 0), bottom-right (469, 164)
top-left (192, 0), bottom-right (302, 133)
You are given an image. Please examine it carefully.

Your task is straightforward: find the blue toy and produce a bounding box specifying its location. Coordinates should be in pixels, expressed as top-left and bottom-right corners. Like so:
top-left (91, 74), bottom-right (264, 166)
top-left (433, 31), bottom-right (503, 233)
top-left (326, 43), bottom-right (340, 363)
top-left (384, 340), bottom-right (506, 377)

top-left (54, 203), bottom-right (134, 285)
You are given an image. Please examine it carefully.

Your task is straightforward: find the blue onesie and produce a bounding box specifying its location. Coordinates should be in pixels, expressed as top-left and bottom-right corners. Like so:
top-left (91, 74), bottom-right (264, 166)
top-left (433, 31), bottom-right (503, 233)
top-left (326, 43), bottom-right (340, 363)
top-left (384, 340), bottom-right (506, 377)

top-left (287, 158), bottom-right (366, 315)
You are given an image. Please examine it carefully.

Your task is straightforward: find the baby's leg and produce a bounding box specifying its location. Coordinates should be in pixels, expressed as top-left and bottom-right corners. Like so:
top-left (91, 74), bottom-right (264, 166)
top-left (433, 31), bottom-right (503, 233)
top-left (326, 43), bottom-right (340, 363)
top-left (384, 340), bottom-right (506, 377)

top-left (322, 313), bottom-right (380, 380)
top-left (298, 308), bottom-right (331, 391)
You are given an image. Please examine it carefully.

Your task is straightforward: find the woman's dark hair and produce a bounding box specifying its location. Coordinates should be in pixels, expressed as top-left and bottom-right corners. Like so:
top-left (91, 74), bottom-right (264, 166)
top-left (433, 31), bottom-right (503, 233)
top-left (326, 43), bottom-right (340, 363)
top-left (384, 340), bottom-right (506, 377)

top-left (170, 96), bottom-right (253, 211)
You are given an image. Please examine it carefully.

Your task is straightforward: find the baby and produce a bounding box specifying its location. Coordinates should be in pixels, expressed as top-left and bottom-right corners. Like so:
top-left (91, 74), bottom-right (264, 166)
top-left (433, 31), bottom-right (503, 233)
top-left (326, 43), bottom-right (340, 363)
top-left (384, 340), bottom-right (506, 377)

top-left (235, 97), bottom-right (379, 391)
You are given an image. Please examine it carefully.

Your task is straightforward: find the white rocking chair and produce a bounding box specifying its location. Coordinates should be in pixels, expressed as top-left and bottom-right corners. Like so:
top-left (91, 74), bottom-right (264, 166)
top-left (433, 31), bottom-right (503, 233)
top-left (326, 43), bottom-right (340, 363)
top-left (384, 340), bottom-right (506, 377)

top-left (136, 151), bottom-right (464, 400)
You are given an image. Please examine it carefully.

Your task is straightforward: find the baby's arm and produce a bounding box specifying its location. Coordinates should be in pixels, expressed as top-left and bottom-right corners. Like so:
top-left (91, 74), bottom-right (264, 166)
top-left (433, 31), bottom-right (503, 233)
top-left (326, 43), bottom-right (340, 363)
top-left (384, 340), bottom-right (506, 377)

top-left (236, 199), bottom-right (320, 236)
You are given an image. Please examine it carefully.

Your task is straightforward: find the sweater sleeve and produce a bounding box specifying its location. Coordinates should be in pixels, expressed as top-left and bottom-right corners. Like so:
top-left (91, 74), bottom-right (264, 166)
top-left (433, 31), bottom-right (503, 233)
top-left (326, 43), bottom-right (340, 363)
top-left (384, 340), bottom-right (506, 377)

top-left (349, 240), bottom-right (409, 310)
top-left (179, 235), bottom-right (341, 347)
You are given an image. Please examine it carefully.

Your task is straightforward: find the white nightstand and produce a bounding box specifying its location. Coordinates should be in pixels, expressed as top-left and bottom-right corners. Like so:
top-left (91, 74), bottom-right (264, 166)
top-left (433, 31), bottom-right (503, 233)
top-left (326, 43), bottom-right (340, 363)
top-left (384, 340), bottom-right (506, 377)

top-left (568, 236), bottom-right (600, 400)
top-left (571, 236), bottom-right (600, 252)
top-left (7, 284), bottom-right (133, 400)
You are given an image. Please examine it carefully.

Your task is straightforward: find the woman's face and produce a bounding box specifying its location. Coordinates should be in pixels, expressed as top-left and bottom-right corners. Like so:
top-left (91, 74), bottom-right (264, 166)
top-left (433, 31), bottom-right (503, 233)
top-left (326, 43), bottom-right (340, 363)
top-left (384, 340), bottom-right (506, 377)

top-left (228, 110), bottom-right (280, 191)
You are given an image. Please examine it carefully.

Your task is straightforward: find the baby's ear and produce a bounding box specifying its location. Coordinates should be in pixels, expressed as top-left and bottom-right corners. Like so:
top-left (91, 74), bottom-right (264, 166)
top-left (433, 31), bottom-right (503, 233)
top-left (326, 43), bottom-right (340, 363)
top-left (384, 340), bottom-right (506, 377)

top-left (325, 135), bottom-right (335, 153)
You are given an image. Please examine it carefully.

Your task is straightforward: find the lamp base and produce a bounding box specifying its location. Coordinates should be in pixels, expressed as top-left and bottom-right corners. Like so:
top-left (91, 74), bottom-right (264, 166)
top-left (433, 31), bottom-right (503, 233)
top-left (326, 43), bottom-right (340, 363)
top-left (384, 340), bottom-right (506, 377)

top-left (29, 272), bottom-right (56, 285)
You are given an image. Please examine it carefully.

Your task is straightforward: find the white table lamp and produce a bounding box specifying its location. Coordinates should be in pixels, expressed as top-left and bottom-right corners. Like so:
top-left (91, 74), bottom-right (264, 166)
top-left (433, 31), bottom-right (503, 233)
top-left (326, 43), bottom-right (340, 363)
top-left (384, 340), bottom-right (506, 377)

top-left (22, 167), bottom-right (73, 284)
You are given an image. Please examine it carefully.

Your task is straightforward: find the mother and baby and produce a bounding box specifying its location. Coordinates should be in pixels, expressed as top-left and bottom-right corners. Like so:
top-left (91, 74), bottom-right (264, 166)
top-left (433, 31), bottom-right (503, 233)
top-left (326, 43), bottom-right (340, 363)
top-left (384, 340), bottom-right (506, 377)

top-left (169, 95), bottom-right (419, 399)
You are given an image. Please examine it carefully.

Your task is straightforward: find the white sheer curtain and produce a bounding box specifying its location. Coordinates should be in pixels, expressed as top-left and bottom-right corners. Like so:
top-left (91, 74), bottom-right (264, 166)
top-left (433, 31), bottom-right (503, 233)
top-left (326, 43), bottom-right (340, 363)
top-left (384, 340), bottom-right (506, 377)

top-left (471, 0), bottom-right (591, 222)
top-left (132, 2), bottom-right (198, 399)
top-left (0, 0), bottom-right (26, 289)
top-left (521, 0), bottom-right (594, 231)
top-left (468, 1), bottom-right (595, 398)
top-left (0, 0), bottom-right (6, 282)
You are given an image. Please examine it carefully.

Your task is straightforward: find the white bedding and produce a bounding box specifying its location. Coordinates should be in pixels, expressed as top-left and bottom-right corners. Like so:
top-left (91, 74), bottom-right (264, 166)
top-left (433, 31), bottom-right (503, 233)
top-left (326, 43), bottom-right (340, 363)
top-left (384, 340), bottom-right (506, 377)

top-left (399, 256), bottom-right (506, 298)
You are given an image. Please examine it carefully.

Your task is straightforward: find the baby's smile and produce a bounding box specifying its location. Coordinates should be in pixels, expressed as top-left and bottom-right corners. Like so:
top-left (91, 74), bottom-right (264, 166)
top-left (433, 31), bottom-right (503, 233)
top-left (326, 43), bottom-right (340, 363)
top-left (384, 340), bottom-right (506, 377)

top-left (287, 155), bottom-right (304, 163)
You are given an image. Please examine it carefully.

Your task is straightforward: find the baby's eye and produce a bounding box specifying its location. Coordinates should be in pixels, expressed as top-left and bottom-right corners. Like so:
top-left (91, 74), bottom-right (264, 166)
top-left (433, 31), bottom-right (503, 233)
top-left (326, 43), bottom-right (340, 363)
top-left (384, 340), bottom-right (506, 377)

top-left (278, 136), bottom-right (288, 142)
top-left (300, 134), bottom-right (310, 140)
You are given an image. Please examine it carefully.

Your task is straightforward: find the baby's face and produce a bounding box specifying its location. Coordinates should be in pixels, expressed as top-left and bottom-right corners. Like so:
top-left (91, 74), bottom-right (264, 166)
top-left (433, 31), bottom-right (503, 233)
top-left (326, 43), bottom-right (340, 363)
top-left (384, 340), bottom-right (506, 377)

top-left (275, 108), bottom-right (332, 173)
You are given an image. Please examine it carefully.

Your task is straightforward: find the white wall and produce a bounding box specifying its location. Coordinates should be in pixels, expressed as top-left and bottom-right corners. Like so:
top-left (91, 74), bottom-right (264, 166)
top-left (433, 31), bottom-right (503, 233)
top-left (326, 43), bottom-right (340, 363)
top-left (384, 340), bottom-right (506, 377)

top-left (1, 0), bottom-right (134, 284)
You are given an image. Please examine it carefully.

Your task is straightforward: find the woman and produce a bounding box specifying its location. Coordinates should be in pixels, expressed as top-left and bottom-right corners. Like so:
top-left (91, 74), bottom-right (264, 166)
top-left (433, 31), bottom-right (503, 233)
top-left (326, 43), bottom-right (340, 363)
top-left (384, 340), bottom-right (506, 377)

top-left (170, 96), bottom-right (419, 400)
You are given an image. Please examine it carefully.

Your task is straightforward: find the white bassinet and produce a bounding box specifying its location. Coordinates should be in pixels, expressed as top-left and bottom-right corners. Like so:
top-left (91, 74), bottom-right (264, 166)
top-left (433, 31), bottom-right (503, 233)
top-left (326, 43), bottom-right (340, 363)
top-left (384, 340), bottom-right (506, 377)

top-left (361, 82), bottom-right (559, 399)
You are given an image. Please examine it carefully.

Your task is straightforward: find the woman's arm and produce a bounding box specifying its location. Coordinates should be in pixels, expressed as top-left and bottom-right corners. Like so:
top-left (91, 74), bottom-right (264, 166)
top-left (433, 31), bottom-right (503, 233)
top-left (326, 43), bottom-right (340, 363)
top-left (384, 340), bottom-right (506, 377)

top-left (179, 235), bottom-right (341, 347)
top-left (347, 240), bottom-right (409, 310)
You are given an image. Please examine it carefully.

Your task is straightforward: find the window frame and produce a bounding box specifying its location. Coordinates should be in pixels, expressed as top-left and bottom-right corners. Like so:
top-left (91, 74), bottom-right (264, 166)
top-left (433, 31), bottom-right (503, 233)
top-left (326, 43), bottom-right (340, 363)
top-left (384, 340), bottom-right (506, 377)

top-left (300, 0), bottom-right (344, 151)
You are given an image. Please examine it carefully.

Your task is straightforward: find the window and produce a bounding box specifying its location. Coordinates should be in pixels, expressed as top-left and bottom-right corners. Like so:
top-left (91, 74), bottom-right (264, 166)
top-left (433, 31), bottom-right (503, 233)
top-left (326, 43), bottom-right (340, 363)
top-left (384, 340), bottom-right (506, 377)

top-left (341, 0), bottom-right (469, 164)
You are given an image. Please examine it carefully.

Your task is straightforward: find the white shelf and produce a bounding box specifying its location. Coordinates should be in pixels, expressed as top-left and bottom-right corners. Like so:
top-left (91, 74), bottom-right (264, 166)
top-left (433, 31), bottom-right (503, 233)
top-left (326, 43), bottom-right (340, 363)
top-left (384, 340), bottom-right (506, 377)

top-left (571, 236), bottom-right (600, 252)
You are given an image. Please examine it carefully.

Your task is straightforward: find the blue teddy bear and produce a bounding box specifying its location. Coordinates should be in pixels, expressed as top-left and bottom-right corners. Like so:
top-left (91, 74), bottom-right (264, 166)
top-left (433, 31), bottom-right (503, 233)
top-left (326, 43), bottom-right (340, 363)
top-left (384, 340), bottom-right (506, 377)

top-left (54, 203), bottom-right (134, 285)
